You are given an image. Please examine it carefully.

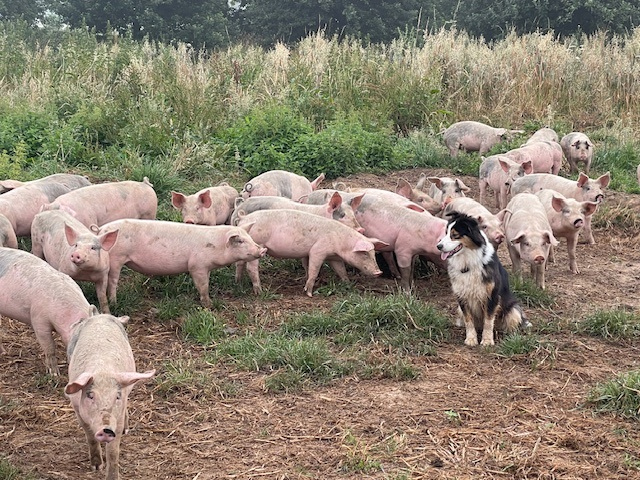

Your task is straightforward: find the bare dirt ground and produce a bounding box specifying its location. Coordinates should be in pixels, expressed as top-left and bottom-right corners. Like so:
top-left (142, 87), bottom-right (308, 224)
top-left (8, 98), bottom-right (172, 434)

top-left (1, 168), bottom-right (640, 480)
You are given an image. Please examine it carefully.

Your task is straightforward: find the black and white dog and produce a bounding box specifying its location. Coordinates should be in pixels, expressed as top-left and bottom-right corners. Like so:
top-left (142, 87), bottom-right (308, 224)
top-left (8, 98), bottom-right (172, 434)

top-left (437, 212), bottom-right (527, 346)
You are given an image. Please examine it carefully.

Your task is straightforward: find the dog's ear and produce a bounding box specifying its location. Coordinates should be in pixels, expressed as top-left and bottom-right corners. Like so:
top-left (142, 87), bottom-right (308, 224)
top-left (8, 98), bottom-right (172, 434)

top-left (466, 220), bottom-right (485, 247)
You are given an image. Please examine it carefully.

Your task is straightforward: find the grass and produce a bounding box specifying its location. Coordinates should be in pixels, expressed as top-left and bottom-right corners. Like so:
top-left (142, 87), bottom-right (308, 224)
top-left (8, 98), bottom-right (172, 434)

top-left (576, 308), bottom-right (640, 340)
top-left (0, 457), bottom-right (36, 480)
top-left (587, 369), bottom-right (640, 419)
top-left (509, 276), bottom-right (556, 309)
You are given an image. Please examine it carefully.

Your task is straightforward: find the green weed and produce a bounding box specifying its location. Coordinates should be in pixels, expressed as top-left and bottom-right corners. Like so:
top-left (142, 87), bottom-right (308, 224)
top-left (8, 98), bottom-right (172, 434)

top-left (577, 308), bottom-right (640, 340)
top-left (587, 369), bottom-right (640, 419)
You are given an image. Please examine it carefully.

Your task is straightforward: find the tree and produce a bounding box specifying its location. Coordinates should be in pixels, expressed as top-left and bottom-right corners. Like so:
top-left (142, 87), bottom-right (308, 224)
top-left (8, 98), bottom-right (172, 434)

top-left (235, 0), bottom-right (427, 47)
top-left (0, 0), bottom-right (45, 24)
top-left (51, 0), bottom-right (235, 49)
top-left (452, 0), bottom-right (640, 41)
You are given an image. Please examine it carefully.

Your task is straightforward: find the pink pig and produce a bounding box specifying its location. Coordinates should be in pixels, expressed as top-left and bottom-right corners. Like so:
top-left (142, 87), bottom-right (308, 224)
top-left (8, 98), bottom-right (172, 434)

top-left (348, 195), bottom-right (448, 290)
top-left (426, 176), bottom-right (470, 208)
top-left (235, 209), bottom-right (386, 296)
top-left (511, 171), bottom-right (610, 244)
top-left (171, 182), bottom-right (239, 225)
top-left (478, 155), bottom-right (532, 210)
top-left (98, 219), bottom-right (267, 308)
top-left (231, 191), bottom-right (364, 233)
top-left (560, 132), bottom-right (594, 174)
top-left (504, 140), bottom-right (563, 175)
top-left (241, 170), bottom-right (325, 201)
top-left (0, 247), bottom-right (95, 375)
top-left (0, 172), bottom-right (90, 194)
top-left (535, 189), bottom-right (598, 274)
top-left (65, 314), bottom-right (155, 480)
top-left (48, 177), bottom-right (157, 228)
top-left (0, 173), bottom-right (91, 236)
top-left (500, 193), bottom-right (559, 290)
top-left (31, 209), bottom-right (119, 314)
top-left (396, 176), bottom-right (443, 215)
top-left (0, 214), bottom-right (18, 248)
top-left (443, 121), bottom-right (522, 157)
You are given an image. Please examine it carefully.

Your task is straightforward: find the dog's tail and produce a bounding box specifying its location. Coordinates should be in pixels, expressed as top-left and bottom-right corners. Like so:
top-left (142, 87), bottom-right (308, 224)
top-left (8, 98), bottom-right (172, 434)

top-left (503, 304), bottom-right (531, 332)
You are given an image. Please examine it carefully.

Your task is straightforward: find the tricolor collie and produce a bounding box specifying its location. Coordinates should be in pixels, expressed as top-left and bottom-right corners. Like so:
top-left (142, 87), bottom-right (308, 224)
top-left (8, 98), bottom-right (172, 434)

top-left (437, 212), bottom-right (526, 346)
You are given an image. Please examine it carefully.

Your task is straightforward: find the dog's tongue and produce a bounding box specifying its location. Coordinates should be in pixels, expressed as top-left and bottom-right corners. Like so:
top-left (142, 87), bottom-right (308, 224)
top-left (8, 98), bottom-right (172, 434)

top-left (440, 251), bottom-right (450, 261)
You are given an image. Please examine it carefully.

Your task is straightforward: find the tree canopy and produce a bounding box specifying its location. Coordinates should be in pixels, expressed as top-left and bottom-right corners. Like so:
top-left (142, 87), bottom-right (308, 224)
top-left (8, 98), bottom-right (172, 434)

top-left (3, 0), bottom-right (640, 49)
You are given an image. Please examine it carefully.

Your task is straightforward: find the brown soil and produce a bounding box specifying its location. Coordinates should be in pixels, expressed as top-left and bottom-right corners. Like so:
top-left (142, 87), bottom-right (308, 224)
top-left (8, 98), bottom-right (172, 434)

top-left (2, 168), bottom-right (640, 480)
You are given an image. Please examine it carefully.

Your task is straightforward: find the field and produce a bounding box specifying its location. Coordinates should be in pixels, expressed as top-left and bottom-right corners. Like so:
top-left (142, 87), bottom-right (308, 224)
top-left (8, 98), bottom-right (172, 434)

top-left (1, 167), bottom-right (639, 480)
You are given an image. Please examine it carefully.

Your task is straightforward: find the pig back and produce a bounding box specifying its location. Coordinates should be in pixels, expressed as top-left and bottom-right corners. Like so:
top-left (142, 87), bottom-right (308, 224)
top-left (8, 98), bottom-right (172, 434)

top-left (67, 314), bottom-right (134, 376)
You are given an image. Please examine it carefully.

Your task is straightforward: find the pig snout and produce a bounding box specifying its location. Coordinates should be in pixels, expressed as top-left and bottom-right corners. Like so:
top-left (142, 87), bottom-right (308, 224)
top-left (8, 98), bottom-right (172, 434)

top-left (494, 232), bottom-right (505, 244)
top-left (595, 194), bottom-right (604, 203)
top-left (534, 255), bottom-right (545, 265)
top-left (573, 218), bottom-right (584, 229)
top-left (356, 227), bottom-right (365, 234)
top-left (184, 219), bottom-right (195, 224)
top-left (95, 427), bottom-right (116, 443)
top-left (70, 250), bottom-right (85, 265)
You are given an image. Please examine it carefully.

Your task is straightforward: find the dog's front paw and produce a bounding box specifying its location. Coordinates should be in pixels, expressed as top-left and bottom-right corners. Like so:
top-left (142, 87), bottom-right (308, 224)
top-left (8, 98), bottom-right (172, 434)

top-left (464, 336), bottom-right (479, 346)
top-left (480, 337), bottom-right (495, 346)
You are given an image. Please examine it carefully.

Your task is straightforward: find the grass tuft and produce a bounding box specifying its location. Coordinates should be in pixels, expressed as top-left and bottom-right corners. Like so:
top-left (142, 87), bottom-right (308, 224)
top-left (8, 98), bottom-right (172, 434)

top-left (576, 308), bottom-right (640, 340)
top-left (587, 369), bottom-right (640, 419)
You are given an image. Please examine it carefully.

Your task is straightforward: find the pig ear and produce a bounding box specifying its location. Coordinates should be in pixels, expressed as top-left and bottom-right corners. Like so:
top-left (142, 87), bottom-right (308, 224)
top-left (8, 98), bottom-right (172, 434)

top-left (576, 173), bottom-right (589, 187)
top-left (114, 370), bottom-right (156, 388)
top-left (406, 203), bottom-right (425, 213)
top-left (99, 229), bottom-right (119, 251)
top-left (349, 193), bottom-right (364, 211)
top-left (551, 195), bottom-right (565, 212)
top-left (65, 372), bottom-right (94, 395)
top-left (427, 177), bottom-right (442, 188)
top-left (456, 179), bottom-right (471, 192)
top-left (495, 209), bottom-right (508, 222)
top-left (544, 231), bottom-right (560, 247)
top-left (0, 179), bottom-right (24, 191)
top-left (327, 191), bottom-right (342, 211)
top-left (416, 173), bottom-right (427, 191)
top-left (373, 240), bottom-right (390, 251)
top-left (199, 190), bottom-right (212, 208)
top-left (598, 171), bottom-right (611, 188)
top-left (521, 160), bottom-right (533, 174)
top-left (238, 221), bottom-right (255, 233)
top-left (582, 201), bottom-right (599, 216)
top-left (498, 158), bottom-right (511, 173)
top-left (116, 315), bottom-right (130, 325)
top-left (310, 173), bottom-right (325, 190)
top-left (64, 223), bottom-right (80, 246)
top-left (171, 191), bottom-right (186, 209)
top-left (510, 232), bottom-right (525, 245)
top-left (297, 194), bottom-right (309, 204)
top-left (395, 179), bottom-right (411, 198)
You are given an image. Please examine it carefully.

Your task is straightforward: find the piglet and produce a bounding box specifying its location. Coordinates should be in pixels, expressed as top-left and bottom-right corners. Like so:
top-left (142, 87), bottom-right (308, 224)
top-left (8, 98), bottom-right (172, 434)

top-left (98, 220), bottom-right (267, 308)
top-left (426, 176), bottom-right (470, 209)
top-left (443, 120), bottom-right (522, 157)
top-left (504, 140), bottom-right (563, 175)
top-left (560, 132), bottom-right (594, 174)
top-left (65, 314), bottom-right (155, 480)
top-left (236, 209), bottom-right (386, 296)
top-left (48, 177), bottom-right (157, 228)
top-left (500, 193), bottom-right (558, 290)
top-left (171, 182), bottom-right (238, 225)
top-left (396, 177), bottom-right (443, 215)
top-left (241, 170), bottom-right (325, 201)
top-left (0, 247), bottom-right (95, 375)
top-left (0, 173), bottom-right (91, 236)
top-left (31, 209), bottom-right (119, 314)
top-left (231, 192), bottom-right (363, 232)
top-left (511, 171), bottom-right (610, 244)
top-left (535, 189), bottom-right (598, 274)
top-left (478, 155), bottom-right (532, 210)
top-left (523, 127), bottom-right (559, 145)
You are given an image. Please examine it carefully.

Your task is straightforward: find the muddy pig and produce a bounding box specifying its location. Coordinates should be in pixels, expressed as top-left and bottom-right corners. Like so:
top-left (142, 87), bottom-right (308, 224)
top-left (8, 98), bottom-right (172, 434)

top-left (0, 173), bottom-right (91, 236)
top-left (241, 170), bottom-right (325, 201)
top-left (534, 189), bottom-right (598, 274)
top-left (235, 209), bottom-right (386, 296)
top-left (65, 314), bottom-right (155, 480)
top-left (98, 219), bottom-right (266, 308)
top-left (500, 193), bottom-right (558, 290)
top-left (478, 155), bottom-right (532, 210)
top-left (31, 209), bottom-right (120, 314)
top-left (171, 182), bottom-right (238, 225)
top-left (48, 177), bottom-right (157, 228)
top-left (511, 171), bottom-right (610, 244)
top-left (0, 214), bottom-right (18, 248)
top-left (443, 120), bottom-right (522, 157)
top-left (231, 191), bottom-right (363, 233)
top-left (561, 132), bottom-right (594, 174)
top-left (0, 247), bottom-right (95, 375)
top-left (443, 197), bottom-right (505, 247)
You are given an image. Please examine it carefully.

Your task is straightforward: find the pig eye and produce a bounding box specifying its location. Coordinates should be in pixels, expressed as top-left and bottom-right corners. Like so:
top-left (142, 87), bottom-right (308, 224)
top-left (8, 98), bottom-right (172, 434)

top-left (91, 245), bottom-right (100, 250)
top-left (86, 391), bottom-right (94, 400)
top-left (116, 391), bottom-right (122, 400)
